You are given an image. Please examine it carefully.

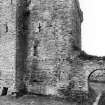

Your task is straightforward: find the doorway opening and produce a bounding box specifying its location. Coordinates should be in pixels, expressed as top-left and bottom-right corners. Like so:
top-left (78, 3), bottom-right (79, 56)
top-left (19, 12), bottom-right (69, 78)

top-left (88, 69), bottom-right (105, 105)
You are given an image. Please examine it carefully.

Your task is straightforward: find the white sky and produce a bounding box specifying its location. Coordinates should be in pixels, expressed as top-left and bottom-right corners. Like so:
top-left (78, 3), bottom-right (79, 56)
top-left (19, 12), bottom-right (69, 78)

top-left (80, 0), bottom-right (105, 56)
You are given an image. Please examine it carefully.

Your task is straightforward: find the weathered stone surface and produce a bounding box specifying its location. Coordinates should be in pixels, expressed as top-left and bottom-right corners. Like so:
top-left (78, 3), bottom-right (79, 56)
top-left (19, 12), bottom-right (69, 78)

top-left (25, 0), bottom-right (83, 96)
top-left (1, 0), bottom-right (105, 101)
top-left (0, 0), bottom-right (16, 94)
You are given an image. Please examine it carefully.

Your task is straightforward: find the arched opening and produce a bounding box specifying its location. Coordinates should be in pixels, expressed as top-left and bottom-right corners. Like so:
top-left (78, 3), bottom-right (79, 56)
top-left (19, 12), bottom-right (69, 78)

top-left (88, 69), bottom-right (105, 91)
top-left (88, 69), bottom-right (105, 83)
top-left (88, 69), bottom-right (105, 105)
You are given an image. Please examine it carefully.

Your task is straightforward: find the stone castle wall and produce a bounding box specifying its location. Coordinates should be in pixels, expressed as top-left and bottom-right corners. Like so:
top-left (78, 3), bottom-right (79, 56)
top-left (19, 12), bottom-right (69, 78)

top-left (0, 0), bottom-right (105, 98)
top-left (0, 0), bottom-right (16, 94)
top-left (25, 0), bottom-right (83, 95)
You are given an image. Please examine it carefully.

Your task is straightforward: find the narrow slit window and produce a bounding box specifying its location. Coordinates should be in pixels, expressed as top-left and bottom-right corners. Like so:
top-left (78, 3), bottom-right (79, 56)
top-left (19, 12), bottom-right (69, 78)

top-left (5, 23), bottom-right (8, 33)
top-left (33, 40), bottom-right (39, 56)
top-left (38, 23), bottom-right (41, 32)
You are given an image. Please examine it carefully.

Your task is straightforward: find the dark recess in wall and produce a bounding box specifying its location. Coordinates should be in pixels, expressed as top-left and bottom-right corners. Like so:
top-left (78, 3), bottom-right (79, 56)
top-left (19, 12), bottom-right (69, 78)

top-left (16, 0), bottom-right (30, 96)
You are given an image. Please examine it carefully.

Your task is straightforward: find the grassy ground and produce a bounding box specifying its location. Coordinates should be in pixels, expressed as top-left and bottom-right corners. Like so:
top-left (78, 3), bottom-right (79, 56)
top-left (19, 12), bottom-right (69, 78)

top-left (0, 95), bottom-right (76, 105)
top-left (0, 94), bottom-right (94, 105)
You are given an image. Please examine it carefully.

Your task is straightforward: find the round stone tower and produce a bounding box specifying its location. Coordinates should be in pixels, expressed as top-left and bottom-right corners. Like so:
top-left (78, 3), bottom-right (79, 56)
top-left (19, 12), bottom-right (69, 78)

top-left (24, 0), bottom-right (83, 95)
top-left (28, 0), bottom-right (83, 59)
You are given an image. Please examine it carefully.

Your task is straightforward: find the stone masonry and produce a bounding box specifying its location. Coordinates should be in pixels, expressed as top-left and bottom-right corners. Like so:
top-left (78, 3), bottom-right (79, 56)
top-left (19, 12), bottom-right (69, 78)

top-left (0, 0), bottom-right (16, 94)
top-left (0, 0), bottom-right (105, 98)
top-left (25, 0), bottom-right (83, 96)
